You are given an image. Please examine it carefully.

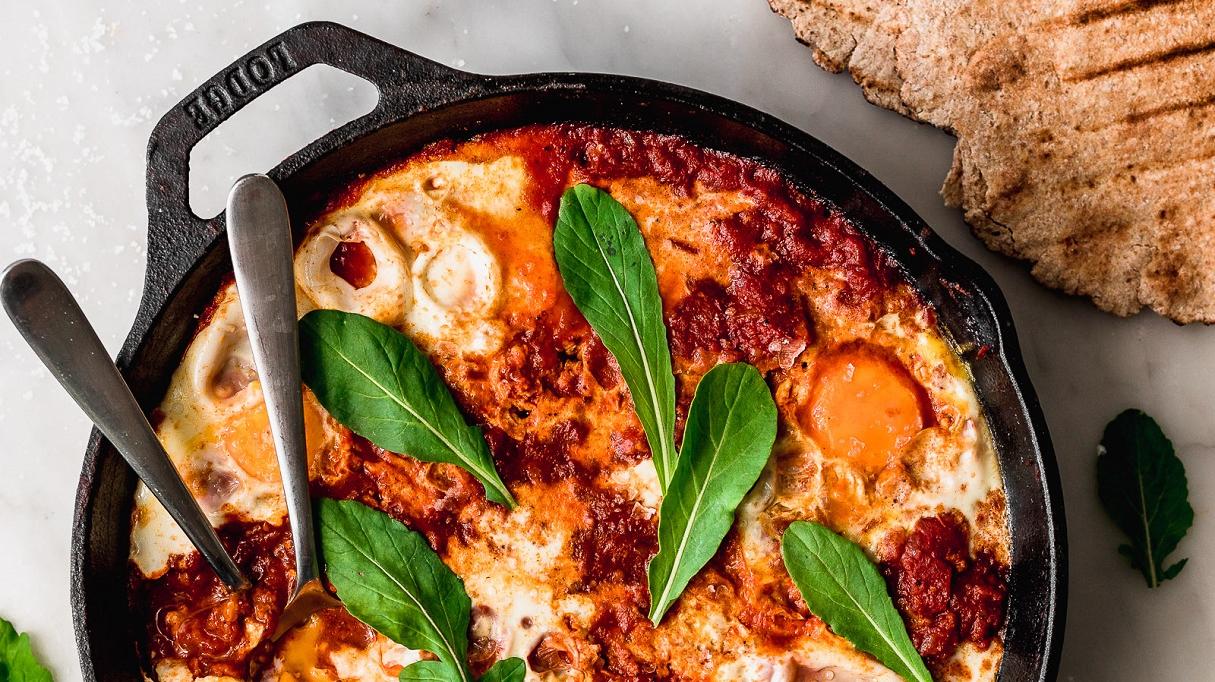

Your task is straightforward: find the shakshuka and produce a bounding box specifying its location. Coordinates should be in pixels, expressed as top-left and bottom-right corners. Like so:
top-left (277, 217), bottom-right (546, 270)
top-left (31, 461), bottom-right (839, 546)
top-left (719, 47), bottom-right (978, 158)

top-left (128, 125), bottom-right (1009, 681)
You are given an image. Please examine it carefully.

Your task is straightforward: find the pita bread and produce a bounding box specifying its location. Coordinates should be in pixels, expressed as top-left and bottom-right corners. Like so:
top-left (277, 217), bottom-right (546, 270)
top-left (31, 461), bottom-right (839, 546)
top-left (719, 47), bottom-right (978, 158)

top-left (770, 0), bottom-right (1215, 322)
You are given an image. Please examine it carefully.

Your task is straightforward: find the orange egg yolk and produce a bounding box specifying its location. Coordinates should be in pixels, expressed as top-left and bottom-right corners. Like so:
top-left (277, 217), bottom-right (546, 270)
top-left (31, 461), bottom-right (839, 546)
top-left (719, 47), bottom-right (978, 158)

top-left (803, 347), bottom-right (929, 475)
top-left (276, 611), bottom-right (389, 681)
top-left (218, 391), bottom-right (326, 482)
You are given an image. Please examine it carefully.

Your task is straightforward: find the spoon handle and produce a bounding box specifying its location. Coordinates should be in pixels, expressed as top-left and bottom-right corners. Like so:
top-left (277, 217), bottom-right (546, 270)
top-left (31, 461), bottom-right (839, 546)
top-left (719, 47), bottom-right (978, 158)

top-left (226, 174), bottom-right (319, 593)
top-left (0, 259), bottom-right (249, 591)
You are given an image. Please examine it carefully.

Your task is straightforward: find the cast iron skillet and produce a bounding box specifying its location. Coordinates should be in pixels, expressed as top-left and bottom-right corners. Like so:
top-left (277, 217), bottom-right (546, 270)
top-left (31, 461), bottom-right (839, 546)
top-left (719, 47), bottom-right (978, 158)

top-left (71, 21), bottom-right (1066, 681)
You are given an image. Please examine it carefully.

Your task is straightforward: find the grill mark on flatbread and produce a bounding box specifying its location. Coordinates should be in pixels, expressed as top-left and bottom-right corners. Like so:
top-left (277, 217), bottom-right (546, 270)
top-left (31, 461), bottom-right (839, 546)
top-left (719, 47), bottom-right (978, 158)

top-left (1064, 39), bottom-right (1215, 81)
top-left (1121, 91), bottom-right (1215, 125)
top-left (1065, 46), bottom-right (1215, 129)
top-left (1066, 0), bottom-right (1193, 25)
top-left (1055, 0), bottom-right (1215, 81)
top-left (1050, 99), bottom-right (1215, 175)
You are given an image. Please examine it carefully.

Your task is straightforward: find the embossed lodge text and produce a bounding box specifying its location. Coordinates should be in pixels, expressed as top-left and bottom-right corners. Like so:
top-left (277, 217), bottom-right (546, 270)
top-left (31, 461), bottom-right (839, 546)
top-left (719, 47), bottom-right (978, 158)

top-left (182, 41), bottom-right (298, 130)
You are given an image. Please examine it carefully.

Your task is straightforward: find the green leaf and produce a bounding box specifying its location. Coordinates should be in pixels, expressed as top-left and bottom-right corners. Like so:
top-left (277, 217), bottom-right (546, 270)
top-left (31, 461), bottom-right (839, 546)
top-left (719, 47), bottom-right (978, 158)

top-left (1097, 409), bottom-right (1194, 588)
top-left (648, 363), bottom-right (777, 624)
top-left (479, 658), bottom-right (527, 682)
top-left (301, 310), bottom-right (515, 508)
top-left (396, 656), bottom-right (526, 682)
top-left (553, 184), bottom-right (677, 490)
top-left (554, 187), bottom-right (783, 623)
top-left (781, 521), bottom-right (932, 682)
top-left (318, 499), bottom-right (473, 682)
top-left (399, 661), bottom-right (463, 682)
top-left (0, 617), bottom-right (52, 682)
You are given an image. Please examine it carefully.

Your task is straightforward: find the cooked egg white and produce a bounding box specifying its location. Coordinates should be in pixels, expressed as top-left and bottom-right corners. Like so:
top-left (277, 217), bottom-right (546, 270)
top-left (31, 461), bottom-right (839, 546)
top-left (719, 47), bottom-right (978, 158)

top-left (130, 483), bottom-right (194, 579)
top-left (295, 212), bottom-right (412, 326)
top-left (133, 285), bottom-right (334, 576)
top-left (605, 458), bottom-right (662, 511)
top-left (353, 157), bottom-right (529, 354)
top-left (291, 159), bottom-right (522, 356)
top-left (407, 228), bottom-right (503, 354)
top-left (134, 288), bottom-right (289, 575)
top-left (453, 506), bottom-right (596, 666)
top-left (715, 650), bottom-right (899, 682)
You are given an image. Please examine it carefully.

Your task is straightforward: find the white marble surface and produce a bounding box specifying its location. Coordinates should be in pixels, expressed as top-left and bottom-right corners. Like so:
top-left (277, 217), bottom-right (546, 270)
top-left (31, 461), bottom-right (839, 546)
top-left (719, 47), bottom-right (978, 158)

top-left (0, 1), bottom-right (1210, 679)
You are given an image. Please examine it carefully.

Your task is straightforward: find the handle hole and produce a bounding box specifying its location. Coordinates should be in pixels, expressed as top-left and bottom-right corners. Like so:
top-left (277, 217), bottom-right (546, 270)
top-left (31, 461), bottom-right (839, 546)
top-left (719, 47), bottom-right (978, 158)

top-left (188, 65), bottom-right (379, 219)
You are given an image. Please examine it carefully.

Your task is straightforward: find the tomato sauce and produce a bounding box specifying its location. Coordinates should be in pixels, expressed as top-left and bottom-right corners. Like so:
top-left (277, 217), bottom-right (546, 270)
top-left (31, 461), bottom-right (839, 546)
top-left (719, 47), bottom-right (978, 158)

top-left (587, 601), bottom-right (663, 681)
top-left (711, 533), bottom-right (824, 648)
top-left (328, 239), bottom-right (378, 289)
top-left (881, 513), bottom-right (1008, 667)
top-left (488, 418), bottom-right (591, 487)
top-left (495, 303), bottom-right (594, 402)
top-left (134, 522), bottom-right (293, 677)
top-left (313, 432), bottom-right (492, 554)
top-left (569, 485), bottom-right (658, 592)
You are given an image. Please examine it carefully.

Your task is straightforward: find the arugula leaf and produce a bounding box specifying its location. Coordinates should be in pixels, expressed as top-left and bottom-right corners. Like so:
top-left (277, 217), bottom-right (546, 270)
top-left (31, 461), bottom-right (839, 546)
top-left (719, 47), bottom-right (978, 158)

top-left (553, 186), bottom-right (781, 623)
top-left (782, 521), bottom-right (931, 682)
top-left (399, 661), bottom-right (462, 682)
top-left (399, 657), bottom-right (525, 682)
top-left (553, 184), bottom-right (678, 490)
top-left (479, 658), bottom-right (527, 682)
top-left (400, 658), bottom-right (525, 682)
top-left (0, 617), bottom-right (52, 682)
top-left (1097, 409), bottom-right (1194, 588)
top-left (318, 498), bottom-right (474, 682)
top-left (320, 499), bottom-right (529, 682)
top-left (301, 310), bottom-right (515, 508)
top-left (648, 363), bottom-right (777, 623)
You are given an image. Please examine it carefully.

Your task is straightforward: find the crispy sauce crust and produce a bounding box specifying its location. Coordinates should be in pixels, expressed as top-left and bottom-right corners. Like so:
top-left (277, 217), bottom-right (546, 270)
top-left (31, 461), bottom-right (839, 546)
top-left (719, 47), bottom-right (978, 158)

top-left (131, 124), bottom-right (1007, 680)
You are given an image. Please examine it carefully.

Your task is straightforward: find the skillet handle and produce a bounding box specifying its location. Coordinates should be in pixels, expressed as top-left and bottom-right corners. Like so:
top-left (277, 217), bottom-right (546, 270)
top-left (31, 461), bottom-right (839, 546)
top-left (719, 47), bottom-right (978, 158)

top-left (143, 21), bottom-right (471, 320)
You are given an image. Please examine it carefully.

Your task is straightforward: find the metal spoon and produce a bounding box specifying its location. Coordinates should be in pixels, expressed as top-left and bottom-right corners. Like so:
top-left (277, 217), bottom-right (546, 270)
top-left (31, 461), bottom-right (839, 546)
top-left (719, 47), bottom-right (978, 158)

top-left (226, 174), bottom-right (339, 639)
top-left (1, 259), bottom-right (250, 592)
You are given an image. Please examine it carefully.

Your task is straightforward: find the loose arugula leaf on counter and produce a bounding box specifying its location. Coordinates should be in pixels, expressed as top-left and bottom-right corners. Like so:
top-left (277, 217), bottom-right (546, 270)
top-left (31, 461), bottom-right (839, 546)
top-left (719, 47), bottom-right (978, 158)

top-left (300, 310), bottom-right (516, 508)
top-left (648, 363), bottom-right (777, 623)
top-left (318, 499), bottom-right (526, 682)
top-left (782, 521), bottom-right (932, 682)
top-left (553, 183), bottom-right (678, 490)
top-left (0, 616), bottom-right (53, 682)
top-left (1097, 409), bottom-right (1193, 588)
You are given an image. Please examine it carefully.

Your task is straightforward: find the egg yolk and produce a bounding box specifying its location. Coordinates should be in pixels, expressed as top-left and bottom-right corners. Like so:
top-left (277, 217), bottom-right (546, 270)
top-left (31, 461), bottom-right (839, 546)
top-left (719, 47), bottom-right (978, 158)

top-left (803, 346), bottom-right (929, 475)
top-left (218, 391), bottom-right (326, 482)
top-left (274, 613), bottom-right (331, 682)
